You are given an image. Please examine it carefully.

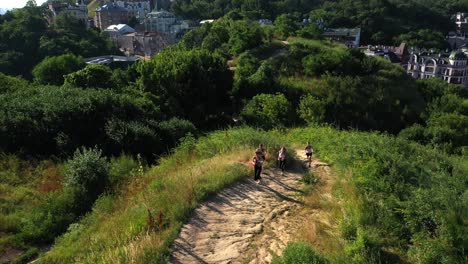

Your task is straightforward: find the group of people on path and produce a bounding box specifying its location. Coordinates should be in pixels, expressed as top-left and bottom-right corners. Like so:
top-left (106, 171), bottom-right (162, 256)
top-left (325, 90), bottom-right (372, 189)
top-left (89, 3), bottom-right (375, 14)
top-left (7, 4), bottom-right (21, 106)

top-left (252, 142), bottom-right (314, 183)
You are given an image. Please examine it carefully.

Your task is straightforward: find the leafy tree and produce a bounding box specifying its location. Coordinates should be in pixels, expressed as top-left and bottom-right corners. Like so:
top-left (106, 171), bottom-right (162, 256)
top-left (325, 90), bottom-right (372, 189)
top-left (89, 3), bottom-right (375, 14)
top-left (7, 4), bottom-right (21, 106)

top-left (275, 14), bottom-right (300, 39)
top-left (228, 20), bottom-right (263, 55)
top-left (64, 64), bottom-right (115, 89)
top-left (397, 29), bottom-right (447, 49)
top-left (241, 93), bottom-right (292, 129)
top-left (0, 5), bottom-right (47, 77)
top-left (0, 73), bottom-right (28, 94)
top-left (0, 85), bottom-right (160, 157)
top-left (297, 94), bottom-right (326, 124)
top-left (33, 54), bottom-right (86, 85)
top-left (137, 49), bottom-right (232, 128)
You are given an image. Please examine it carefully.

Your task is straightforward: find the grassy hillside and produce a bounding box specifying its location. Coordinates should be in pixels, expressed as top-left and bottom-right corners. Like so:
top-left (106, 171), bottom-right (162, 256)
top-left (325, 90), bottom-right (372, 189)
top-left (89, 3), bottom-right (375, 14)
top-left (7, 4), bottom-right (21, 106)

top-left (33, 127), bottom-right (467, 263)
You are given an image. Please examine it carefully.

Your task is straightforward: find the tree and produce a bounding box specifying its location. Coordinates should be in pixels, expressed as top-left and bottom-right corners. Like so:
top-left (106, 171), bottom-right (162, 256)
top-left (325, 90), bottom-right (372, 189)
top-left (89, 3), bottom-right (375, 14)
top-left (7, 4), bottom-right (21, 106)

top-left (275, 14), bottom-right (300, 39)
top-left (298, 94), bottom-right (326, 124)
top-left (137, 49), bottom-right (232, 128)
top-left (64, 64), bottom-right (115, 88)
top-left (241, 93), bottom-right (292, 129)
top-left (33, 54), bottom-right (86, 85)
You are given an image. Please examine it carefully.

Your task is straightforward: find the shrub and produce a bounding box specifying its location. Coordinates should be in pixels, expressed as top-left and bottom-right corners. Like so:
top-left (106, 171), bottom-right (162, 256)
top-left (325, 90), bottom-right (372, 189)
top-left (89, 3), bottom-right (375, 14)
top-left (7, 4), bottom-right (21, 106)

top-left (64, 64), bottom-right (114, 89)
top-left (298, 95), bottom-right (327, 125)
top-left (32, 54), bottom-right (85, 85)
top-left (241, 93), bottom-right (292, 129)
top-left (302, 170), bottom-right (318, 185)
top-left (345, 229), bottom-right (381, 264)
top-left (274, 241), bottom-right (325, 264)
top-left (159, 118), bottom-right (197, 146)
top-left (65, 147), bottom-right (109, 201)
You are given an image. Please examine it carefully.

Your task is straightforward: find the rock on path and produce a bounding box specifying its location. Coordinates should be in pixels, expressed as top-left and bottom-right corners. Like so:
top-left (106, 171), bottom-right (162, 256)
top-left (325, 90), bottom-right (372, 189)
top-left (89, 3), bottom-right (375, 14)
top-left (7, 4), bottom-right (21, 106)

top-left (170, 158), bottom-right (306, 264)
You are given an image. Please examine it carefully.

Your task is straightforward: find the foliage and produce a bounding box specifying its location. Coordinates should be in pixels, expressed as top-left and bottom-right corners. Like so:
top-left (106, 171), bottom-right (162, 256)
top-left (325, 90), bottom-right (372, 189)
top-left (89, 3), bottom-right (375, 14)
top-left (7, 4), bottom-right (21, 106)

top-left (32, 54), bottom-right (85, 85)
top-left (65, 147), bottom-right (109, 201)
top-left (241, 93), bottom-right (292, 129)
top-left (64, 64), bottom-right (115, 89)
top-left (0, 73), bottom-right (28, 93)
top-left (275, 14), bottom-right (300, 39)
top-left (273, 241), bottom-right (325, 264)
top-left (287, 126), bottom-right (467, 263)
top-left (0, 8), bottom-right (116, 78)
top-left (397, 29), bottom-right (447, 50)
top-left (297, 94), bottom-right (326, 125)
top-left (399, 78), bottom-right (468, 153)
top-left (137, 48), bottom-right (232, 128)
top-left (0, 85), bottom-right (160, 157)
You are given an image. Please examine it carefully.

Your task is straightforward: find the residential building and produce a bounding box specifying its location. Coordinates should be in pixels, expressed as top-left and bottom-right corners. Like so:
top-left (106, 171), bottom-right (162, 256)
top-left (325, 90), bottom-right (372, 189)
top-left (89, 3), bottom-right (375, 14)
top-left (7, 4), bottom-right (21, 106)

top-left (455, 12), bottom-right (468, 37)
top-left (323, 28), bottom-right (361, 48)
top-left (84, 55), bottom-right (139, 66)
top-left (144, 10), bottom-right (189, 35)
top-left (118, 31), bottom-right (174, 58)
top-left (104, 24), bottom-right (136, 42)
top-left (115, 1), bottom-right (151, 22)
top-left (94, 2), bottom-right (131, 30)
top-left (48, 0), bottom-right (88, 26)
top-left (258, 19), bottom-right (273, 26)
top-left (362, 43), bottom-right (409, 65)
top-left (407, 50), bottom-right (468, 87)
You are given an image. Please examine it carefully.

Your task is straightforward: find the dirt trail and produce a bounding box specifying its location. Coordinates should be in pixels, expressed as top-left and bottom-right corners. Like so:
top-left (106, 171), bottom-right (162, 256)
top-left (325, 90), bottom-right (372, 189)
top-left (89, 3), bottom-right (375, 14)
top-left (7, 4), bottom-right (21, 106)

top-left (170, 151), bottom-right (332, 264)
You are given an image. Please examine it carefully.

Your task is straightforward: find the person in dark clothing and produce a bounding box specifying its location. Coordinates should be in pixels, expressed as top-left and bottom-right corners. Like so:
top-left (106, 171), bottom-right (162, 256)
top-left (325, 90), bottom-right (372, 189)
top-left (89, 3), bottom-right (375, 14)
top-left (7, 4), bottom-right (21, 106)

top-left (252, 150), bottom-right (264, 183)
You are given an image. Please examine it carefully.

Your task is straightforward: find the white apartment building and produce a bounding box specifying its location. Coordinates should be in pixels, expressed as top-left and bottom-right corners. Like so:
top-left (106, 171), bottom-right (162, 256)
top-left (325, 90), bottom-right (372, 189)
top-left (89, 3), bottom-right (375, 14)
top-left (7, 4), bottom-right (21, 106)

top-left (407, 50), bottom-right (468, 87)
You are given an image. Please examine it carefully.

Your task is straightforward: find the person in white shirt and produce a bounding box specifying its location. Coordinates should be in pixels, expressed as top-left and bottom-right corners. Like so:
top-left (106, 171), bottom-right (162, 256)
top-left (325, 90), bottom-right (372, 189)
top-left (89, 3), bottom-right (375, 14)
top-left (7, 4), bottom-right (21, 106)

top-left (278, 146), bottom-right (287, 175)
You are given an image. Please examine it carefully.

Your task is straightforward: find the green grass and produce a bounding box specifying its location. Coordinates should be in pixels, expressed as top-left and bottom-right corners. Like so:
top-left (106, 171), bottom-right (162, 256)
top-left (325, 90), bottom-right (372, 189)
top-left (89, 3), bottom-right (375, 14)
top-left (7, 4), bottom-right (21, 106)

top-left (8, 126), bottom-right (465, 263)
top-left (39, 129), bottom-right (288, 263)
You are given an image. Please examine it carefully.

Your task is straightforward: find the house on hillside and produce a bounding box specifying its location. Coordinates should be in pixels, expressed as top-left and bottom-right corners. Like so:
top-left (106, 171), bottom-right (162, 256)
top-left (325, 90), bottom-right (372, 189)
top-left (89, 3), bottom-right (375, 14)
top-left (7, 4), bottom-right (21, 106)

top-left (455, 12), bottom-right (468, 37)
top-left (115, 0), bottom-right (151, 22)
top-left (362, 43), bottom-right (409, 65)
top-left (118, 31), bottom-right (174, 58)
top-left (94, 2), bottom-right (131, 30)
top-left (323, 28), bottom-right (361, 48)
top-left (48, 0), bottom-right (88, 27)
top-left (144, 10), bottom-right (189, 35)
top-left (104, 24), bottom-right (136, 42)
top-left (407, 50), bottom-right (468, 87)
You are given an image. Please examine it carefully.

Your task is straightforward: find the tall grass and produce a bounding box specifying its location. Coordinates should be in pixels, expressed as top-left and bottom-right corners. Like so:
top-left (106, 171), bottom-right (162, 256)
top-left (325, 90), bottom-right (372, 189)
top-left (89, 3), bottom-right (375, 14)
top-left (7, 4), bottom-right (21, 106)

top-left (36, 126), bottom-right (467, 263)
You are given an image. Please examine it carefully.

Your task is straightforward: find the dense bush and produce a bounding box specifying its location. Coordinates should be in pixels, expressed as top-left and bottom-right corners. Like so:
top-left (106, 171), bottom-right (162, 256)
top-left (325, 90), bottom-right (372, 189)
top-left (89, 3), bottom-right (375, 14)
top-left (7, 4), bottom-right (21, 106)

top-left (0, 85), bottom-right (160, 157)
top-left (65, 147), bottom-right (109, 201)
top-left (32, 54), bottom-right (85, 85)
top-left (241, 93), bottom-right (293, 129)
top-left (273, 241), bottom-right (325, 264)
top-left (64, 64), bottom-right (115, 89)
top-left (137, 48), bottom-right (232, 128)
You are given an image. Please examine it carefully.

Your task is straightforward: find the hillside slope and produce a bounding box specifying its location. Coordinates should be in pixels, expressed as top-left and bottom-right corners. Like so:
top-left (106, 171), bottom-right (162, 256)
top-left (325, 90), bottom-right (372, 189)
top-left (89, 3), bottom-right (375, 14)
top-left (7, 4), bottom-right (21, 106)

top-left (38, 127), bottom-right (467, 263)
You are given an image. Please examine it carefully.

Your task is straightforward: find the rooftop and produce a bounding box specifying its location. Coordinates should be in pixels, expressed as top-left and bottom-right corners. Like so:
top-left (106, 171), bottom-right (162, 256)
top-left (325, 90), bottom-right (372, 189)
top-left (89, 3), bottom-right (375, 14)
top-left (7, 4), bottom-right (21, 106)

top-left (96, 2), bottom-right (127, 12)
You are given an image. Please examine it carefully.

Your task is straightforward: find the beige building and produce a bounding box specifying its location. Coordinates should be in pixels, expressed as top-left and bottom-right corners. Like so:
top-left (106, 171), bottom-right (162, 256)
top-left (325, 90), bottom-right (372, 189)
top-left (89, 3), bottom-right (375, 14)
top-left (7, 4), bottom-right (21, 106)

top-left (407, 50), bottom-right (468, 87)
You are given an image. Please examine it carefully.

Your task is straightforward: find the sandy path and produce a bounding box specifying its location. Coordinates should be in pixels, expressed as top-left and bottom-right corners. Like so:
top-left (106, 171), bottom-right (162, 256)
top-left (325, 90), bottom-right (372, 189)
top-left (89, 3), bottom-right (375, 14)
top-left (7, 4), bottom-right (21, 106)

top-left (170, 153), bottom-right (331, 264)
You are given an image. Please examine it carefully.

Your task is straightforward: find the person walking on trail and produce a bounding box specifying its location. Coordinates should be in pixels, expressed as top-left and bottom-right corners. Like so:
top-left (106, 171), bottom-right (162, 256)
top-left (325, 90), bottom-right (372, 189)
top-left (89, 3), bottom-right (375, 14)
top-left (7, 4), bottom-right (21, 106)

top-left (278, 146), bottom-right (287, 175)
top-left (252, 150), bottom-right (264, 184)
top-left (305, 142), bottom-right (313, 168)
top-left (257, 144), bottom-right (266, 160)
